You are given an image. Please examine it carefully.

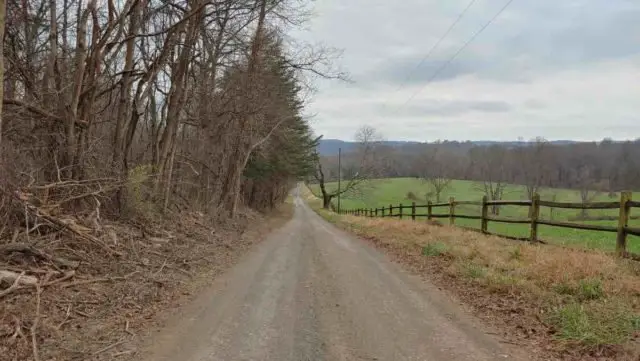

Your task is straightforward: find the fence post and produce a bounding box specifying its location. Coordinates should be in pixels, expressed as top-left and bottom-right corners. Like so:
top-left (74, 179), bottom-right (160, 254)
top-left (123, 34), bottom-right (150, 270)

top-left (481, 195), bottom-right (488, 233)
top-left (449, 197), bottom-right (455, 226)
top-left (529, 193), bottom-right (540, 242)
top-left (375, 208), bottom-right (378, 217)
top-left (411, 202), bottom-right (416, 221)
top-left (370, 208), bottom-right (373, 217)
top-left (399, 203), bottom-right (403, 219)
top-left (427, 201), bottom-right (432, 221)
top-left (381, 207), bottom-right (385, 217)
top-left (617, 191), bottom-right (632, 257)
top-left (389, 204), bottom-right (393, 217)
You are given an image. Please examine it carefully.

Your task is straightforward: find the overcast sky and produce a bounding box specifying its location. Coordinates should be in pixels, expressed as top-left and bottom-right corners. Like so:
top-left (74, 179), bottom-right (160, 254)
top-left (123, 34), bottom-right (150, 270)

top-left (290, 0), bottom-right (640, 142)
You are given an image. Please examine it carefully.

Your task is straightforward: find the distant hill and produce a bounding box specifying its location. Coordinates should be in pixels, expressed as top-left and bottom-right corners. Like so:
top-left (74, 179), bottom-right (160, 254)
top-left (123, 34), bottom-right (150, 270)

top-left (317, 139), bottom-right (583, 156)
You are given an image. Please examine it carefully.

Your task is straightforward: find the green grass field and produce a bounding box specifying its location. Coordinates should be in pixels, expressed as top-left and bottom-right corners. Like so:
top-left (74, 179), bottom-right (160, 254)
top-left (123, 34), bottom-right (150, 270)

top-left (309, 178), bottom-right (640, 253)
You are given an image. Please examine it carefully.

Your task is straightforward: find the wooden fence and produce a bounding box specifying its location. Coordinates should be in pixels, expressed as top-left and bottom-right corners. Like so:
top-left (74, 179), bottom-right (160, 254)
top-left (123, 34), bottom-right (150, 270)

top-left (336, 191), bottom-right (640, 257)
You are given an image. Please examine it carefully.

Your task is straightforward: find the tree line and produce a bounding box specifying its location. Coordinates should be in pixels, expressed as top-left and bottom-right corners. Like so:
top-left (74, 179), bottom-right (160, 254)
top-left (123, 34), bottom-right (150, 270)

top-left (0, 0), bottom-right (328, 225)
top-left (315, 135), bottom-right (640, 210)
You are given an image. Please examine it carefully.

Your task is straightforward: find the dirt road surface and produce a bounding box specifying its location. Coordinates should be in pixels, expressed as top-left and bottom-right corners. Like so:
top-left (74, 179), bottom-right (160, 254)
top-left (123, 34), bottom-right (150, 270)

top-left (139, 189), bottom-right (527, 361)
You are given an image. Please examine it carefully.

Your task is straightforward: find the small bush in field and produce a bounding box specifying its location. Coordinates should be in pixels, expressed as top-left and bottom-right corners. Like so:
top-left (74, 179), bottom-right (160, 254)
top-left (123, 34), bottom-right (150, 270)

top-left (461, 262), bottom-right (487, 279)
top-left (577, 278), bottom-right (604, 301)
top-left (422, 242), bottom-right (447, 256)
top-left (406, 191), bottom-right (419, 201)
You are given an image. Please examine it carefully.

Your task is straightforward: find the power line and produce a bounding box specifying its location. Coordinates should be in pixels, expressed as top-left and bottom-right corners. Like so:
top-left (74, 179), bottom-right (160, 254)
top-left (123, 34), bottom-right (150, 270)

top-left (395, 0), bottom-right (516, 112)
top-left (393, 0), bottom-right (478, 94)
top-left (380, 0), bottom-right (478, 112)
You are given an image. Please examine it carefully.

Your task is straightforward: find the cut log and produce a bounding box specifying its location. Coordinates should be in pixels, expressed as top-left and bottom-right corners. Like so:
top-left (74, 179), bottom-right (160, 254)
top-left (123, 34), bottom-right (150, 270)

top-left (0, 270), bottom-right (38, 286)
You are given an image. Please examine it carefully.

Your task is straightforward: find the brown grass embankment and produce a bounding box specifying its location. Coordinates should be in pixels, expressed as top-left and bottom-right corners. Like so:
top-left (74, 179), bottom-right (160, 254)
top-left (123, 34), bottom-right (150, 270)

top-left (313, 204), bottom-right (640, 361)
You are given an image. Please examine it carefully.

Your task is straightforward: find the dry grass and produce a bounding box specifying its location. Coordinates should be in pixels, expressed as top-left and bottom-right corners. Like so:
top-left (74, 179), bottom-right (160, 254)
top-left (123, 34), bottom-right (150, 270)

top-left (314, 206), bottom-right (640, 360)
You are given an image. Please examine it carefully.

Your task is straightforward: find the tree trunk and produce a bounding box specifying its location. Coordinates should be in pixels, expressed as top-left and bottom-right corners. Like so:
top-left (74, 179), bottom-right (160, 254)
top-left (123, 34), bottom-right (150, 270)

top-left (66, 1), bottom-right (92, 179)
top-left (323, 195), bottom-right (333, 209)
top-left (155, 5), bottom-right (203, 192)
top-left (0, 0), bottom-right (5, 152)
top-left (113, 0), bottom-right (139, 168)
top-left (225, 0), bottom-right (268, 218)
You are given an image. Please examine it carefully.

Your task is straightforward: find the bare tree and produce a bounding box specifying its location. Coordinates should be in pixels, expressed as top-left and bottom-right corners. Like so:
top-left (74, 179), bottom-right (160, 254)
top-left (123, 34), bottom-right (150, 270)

top-left (311, 125), bottom-right (383, 209)
top-left (417, 146), bottom-right (452, 203)
top-left (575, 165), bottom-right (600, 219)
top-left (0, 0), bottom-right (4, 151)
top-left (515, 137), bottom-right (548, 200)
top-left (470, 145), bottom-right (508, 215)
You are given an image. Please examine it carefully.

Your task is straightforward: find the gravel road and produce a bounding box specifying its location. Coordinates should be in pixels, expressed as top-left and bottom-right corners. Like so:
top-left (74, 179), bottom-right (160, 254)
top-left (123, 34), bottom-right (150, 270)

top-left (139, 189), bottom-right (527, 361)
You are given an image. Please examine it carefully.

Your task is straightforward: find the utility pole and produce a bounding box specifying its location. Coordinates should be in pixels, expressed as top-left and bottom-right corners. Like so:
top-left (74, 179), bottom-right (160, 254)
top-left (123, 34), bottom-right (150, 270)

top-left (337, 147), bottom-right (341, 213)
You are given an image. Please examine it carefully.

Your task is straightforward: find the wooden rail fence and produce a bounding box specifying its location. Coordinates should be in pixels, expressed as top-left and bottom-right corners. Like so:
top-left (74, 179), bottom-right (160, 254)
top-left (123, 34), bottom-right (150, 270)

top-left (337, 191), bottom-right (640, 257)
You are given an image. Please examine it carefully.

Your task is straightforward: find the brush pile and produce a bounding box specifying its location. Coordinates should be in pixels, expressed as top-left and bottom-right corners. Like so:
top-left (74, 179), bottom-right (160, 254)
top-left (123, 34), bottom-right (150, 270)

top-left (0, 179), bottom-right (267, 360)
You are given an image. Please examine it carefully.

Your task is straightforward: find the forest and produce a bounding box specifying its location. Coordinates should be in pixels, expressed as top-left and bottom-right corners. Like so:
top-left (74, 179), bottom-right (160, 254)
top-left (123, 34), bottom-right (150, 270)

top-left (0, 0), bottom-right (324, 227)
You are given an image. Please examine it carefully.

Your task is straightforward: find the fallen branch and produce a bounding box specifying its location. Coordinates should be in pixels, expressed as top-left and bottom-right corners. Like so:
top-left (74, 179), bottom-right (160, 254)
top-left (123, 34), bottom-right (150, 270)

top-left (44, 270), bottom-right (76, 287)
top-left (153, 259), bottom-right (168, 276)
top-left (38, 212), bottom-right (122, 256)
top-left (56, 304), bottom-right (73, 330)
top-left (93, 340), bottom-right (125, 356)
top-left (124, 319), bottom-right (134, 336)
top-left (8, 316), bottom-right (26, 344)
top-left (3, 98), bottom-right (88, 128)
top-left (112, 349), bottom-right (135, 358)
top-left (0, 270), bottom-right (37, 286)
top-left (0, 243), bottom-right (80, 269)
top-left (31, 280), bottom-right (44, 361)
top-left (0, 272), bottom-right (28, 298)
top-left (13, 191), bottom-right (123, 257)
top-left (60, 276), bottom-right (125, 288)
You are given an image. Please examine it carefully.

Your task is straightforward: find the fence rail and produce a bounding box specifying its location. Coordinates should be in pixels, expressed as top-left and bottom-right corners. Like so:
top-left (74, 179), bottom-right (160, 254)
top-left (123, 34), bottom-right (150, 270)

top-left (336, 191), bottom-right (638, 257)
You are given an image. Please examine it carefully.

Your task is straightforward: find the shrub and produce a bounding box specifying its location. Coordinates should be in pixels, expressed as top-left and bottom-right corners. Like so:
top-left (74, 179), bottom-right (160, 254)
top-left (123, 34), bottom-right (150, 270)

top-left (422, 242), bottom-right (447, 257)
top-left (549, 302), bottom-right (640, 346)
top-left (508, 246), bottom-right (522, 261)
top-left (406, 191), bottom-right (419, 201)
top-left (552, 278), bottom-right (604, 301)
top-left (577, 279), bottom-right (604, 301)
top-left (461, 262), bottom-right (487, 279)
top-left (124, 164), bottom-right (156, 217)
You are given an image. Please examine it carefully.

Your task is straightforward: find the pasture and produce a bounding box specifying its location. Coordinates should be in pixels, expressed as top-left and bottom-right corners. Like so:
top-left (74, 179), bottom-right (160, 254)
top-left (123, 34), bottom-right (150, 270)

top-left (309, 178), bottom-right (640, 253)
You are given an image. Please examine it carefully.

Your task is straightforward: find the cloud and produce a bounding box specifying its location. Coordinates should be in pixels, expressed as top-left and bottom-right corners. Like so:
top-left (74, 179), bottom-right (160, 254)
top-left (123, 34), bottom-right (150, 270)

top-left (291, 0), bottom-right (640, 141)
top-left (374, 100), bottom-right (512, 117)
